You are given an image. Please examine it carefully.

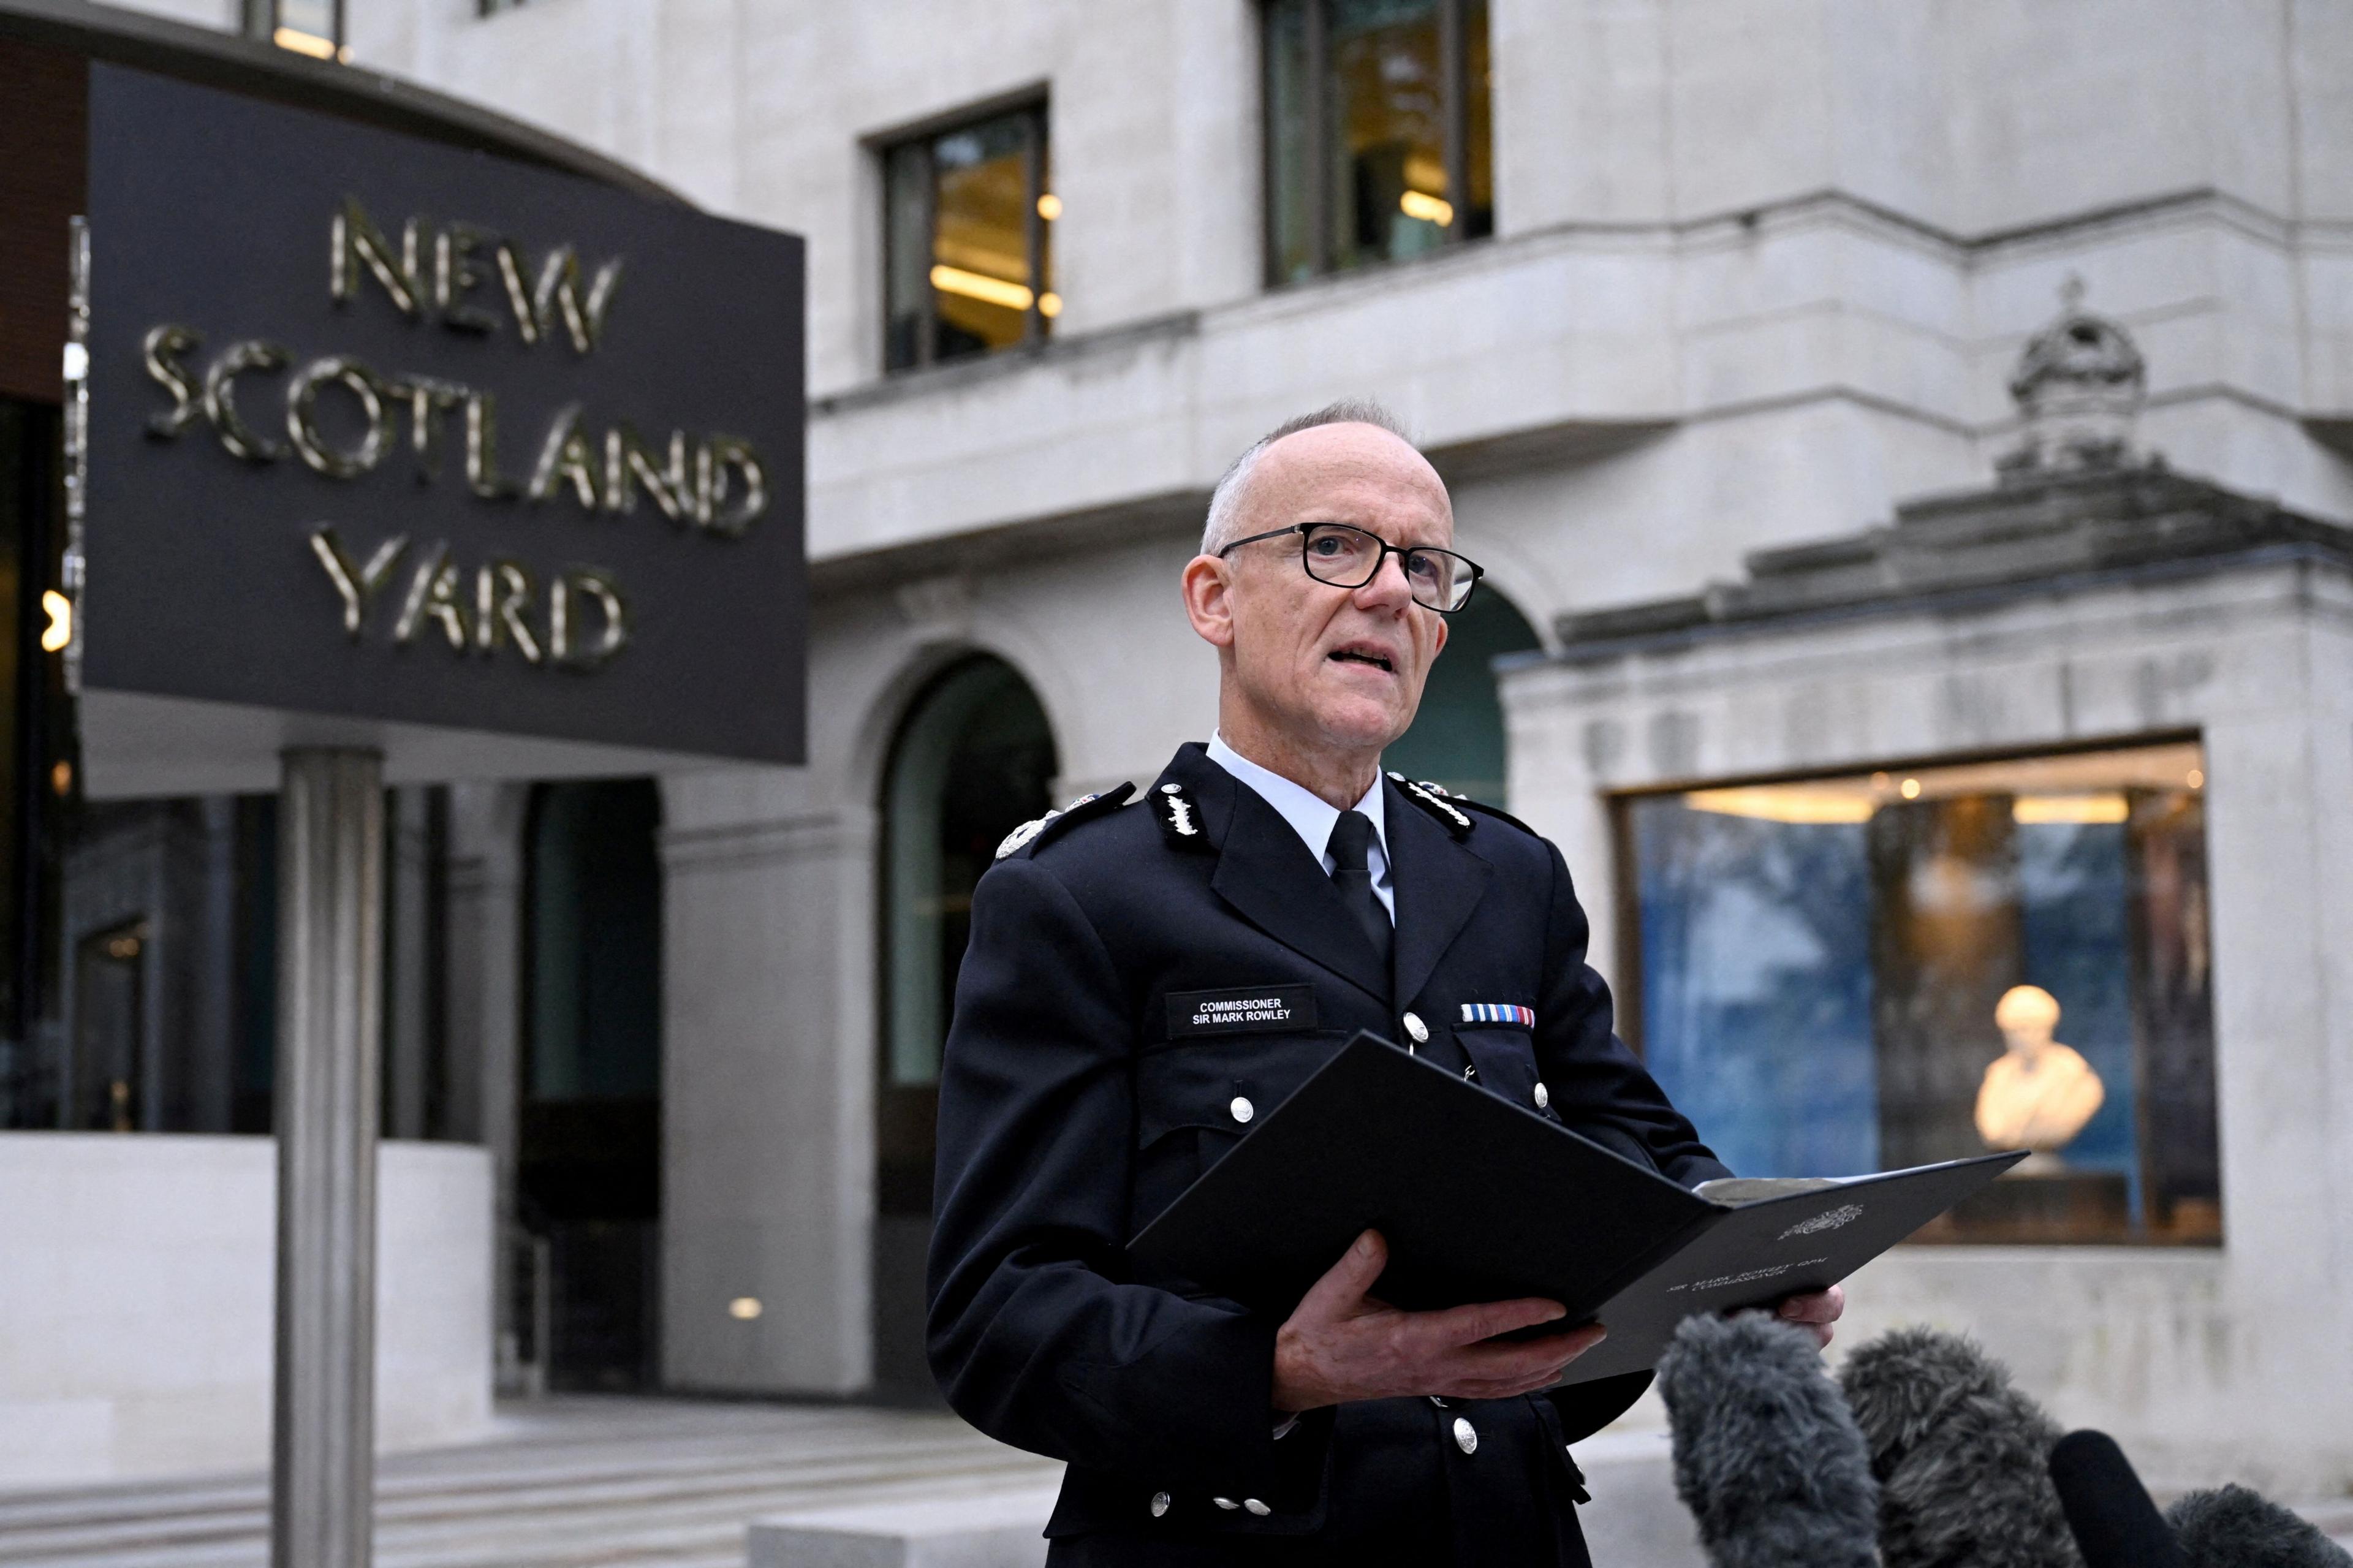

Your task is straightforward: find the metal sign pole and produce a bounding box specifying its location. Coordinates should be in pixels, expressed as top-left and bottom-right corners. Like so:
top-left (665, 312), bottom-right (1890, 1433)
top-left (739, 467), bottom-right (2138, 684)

top-left (271, 748), bottom-right (384, 1568)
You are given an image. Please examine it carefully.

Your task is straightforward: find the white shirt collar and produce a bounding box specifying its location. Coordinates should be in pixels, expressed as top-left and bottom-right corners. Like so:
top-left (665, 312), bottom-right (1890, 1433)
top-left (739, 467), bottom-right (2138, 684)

top-left (1204, 733), bottom-right (1390, 900)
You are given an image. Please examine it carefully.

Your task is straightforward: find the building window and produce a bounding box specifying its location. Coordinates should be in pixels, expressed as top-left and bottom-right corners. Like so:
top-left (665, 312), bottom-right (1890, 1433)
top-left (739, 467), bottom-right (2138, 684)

top-left (1620, 740), bottom-right (2220, 1246)
top-left (242, 0), bottom-right (344, 60)
top-left (882, 104), bottom-right (1056, 373)
top-left (1264, 0), bottom-right (1492, 285)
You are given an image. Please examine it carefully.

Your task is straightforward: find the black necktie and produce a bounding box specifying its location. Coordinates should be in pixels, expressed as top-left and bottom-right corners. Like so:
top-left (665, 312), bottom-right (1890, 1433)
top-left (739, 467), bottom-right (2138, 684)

top-left (1328, 809), bottom-right (1392, 971)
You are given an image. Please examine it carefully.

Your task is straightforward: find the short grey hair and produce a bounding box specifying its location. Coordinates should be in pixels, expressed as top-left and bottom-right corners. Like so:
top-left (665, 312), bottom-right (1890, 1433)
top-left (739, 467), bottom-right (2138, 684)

top-left (1200, 399), bottom-right (1414, 556)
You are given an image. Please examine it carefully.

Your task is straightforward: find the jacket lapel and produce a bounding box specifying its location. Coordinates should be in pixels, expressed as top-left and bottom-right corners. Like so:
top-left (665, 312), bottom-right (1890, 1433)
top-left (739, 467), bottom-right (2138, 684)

top-left (1174, 749), bottom-right (1395, 1004)
top-left (1385, 775), bottom-right (1495, 1010)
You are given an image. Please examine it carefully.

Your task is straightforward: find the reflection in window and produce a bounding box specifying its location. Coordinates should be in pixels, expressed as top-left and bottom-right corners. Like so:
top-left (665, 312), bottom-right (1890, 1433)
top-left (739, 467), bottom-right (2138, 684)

top-left (883, 104), bottom-right (1055, 373)
top-left (1623, 741), bottom-right (2219, 1245)
top-left (1265, 0), bottom-right (1493, 284)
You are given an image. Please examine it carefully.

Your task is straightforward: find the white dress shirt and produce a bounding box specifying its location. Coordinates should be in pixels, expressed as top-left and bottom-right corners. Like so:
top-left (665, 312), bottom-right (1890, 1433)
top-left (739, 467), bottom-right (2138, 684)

top-left (1205, 732), bottom-right (1395, 923)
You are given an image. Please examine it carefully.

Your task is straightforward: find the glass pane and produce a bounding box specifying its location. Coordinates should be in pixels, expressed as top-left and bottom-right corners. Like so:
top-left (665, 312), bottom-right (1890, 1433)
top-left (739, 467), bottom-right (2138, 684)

top-left (276, 0), bottom-right (337, 44)
top-left (1631, 800), bottom-right (1879, 1180)
top-left (930, 112), bottom-right (1034, 363)
top-left (1463, 0), bottom-right (1494, 238)
top-left (883, 142), bottom-right (933, 371)
top-left (883, 660), bottom-right (1057, 1091)
top-left (1627, 741), bottom-right (2220, 1244)
top-left (1329, 0), bottom-right (1448, 269)
top-left (1264, 0), bottom-right (1318, 283)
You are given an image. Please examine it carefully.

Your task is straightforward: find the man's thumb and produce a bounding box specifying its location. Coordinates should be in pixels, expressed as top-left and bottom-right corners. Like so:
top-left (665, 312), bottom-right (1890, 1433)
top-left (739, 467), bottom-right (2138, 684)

top-left (1311, 1228), bottom-right (1386, 1306)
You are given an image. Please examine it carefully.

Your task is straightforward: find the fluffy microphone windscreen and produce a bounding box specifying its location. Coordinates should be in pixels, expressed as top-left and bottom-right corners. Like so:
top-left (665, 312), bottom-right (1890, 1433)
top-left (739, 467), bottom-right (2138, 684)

top-left (2048, 1430), bottom-right (2186, 1568)
top-left (1836, 1327), bottom-right (2081, 1568)
top-left (2168, 1485), bottom-right (2353, 1568)
top-left (1656, 1311), bottom-right (1881, 1568)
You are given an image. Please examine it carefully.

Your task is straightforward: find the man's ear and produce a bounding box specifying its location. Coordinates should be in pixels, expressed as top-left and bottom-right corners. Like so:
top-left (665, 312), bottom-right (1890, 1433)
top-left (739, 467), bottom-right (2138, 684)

top-left (1182, 554), bottom-right (1238, 650)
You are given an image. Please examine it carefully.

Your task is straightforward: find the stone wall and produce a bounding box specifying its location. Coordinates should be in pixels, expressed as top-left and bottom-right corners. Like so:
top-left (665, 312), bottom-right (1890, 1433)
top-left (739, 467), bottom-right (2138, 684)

top-left (0, 1134), bottom-right (493, 1487)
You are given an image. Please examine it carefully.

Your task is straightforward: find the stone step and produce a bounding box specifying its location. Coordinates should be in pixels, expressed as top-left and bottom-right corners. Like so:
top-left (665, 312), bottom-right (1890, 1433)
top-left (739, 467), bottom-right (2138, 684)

top-left (0, 1398), bottom-right (1063, 1568)
top-left (749, 1485), bottom-right (1064, 1568)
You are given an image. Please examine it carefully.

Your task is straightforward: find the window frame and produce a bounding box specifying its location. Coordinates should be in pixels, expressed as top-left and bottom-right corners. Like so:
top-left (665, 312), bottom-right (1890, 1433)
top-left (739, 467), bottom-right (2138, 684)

top-left (1605, 730), bottom-right (2221, 1247)
top-left (1260, 0), bottom-right (1487, 287)
top-left (874, 91), bottom-right (1053, 376)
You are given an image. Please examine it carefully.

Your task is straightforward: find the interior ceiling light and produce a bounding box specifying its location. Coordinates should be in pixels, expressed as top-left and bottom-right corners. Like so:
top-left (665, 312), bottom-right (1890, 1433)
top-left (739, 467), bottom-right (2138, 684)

top-left (930, 263), bottom-right (1034, 312)
top-left (1683, 786), bottom-right (1875, 825)
top-left (1399, 189), bottom-right (1453, 226)
top-left (727, 1296), bottom-right (763, 1320)
top-left (1036, 192), bottom-right (1062, 221)
top-left (2013, 793), bottom-right (2131, 825)
top-left (39, 590), bottom-right (71, 653)
top-left (273, 26), bottom-right (344, 61)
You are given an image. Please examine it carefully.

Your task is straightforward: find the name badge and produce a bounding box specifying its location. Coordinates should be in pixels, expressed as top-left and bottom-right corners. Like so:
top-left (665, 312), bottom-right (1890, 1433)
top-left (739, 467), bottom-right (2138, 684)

top-left (1167, 985), bottom-right (1318, 1037)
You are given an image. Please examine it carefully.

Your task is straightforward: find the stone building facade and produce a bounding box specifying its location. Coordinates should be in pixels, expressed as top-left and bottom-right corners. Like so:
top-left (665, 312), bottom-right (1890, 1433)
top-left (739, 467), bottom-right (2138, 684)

top-left (50, 0), bottom-right (2353, 1494)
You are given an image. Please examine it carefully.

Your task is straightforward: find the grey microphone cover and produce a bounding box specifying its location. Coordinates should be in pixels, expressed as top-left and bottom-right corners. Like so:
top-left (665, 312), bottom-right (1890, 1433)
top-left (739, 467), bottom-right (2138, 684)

top-left (1658, 1311), bottom-right (1881, 1568)
top-left (2169, 1485), bottom-right (2353, 1568)
top-left (1838, 1327), bottom-right (2080, 1568)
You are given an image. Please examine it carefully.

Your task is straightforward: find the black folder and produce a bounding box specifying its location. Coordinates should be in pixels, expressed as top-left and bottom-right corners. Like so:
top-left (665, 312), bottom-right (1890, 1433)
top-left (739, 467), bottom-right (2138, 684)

top-left (1129, 1031), bottom-right (2025, 1384)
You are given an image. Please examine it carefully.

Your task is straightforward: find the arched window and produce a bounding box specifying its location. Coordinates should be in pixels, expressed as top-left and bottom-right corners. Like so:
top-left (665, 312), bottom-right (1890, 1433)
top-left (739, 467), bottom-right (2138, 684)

top-left (1382, 587), bottom-right (1540, 803)
top-left (874, 656), bottom-right (1056, 1396)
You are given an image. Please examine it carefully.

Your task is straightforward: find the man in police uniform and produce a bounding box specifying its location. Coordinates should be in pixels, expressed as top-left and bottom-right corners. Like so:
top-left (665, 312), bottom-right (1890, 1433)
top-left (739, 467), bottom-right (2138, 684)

top-left (926, 403), bottom-right (1843, 1564)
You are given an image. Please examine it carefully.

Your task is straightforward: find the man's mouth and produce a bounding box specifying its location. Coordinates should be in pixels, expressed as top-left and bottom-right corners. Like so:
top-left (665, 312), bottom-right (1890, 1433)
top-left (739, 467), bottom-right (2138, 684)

top-left (1329, 647), bottom-right (1396, 673)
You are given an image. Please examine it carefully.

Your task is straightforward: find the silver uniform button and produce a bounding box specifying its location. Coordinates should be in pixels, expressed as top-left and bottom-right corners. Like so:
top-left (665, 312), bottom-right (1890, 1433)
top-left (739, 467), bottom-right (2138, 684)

top-left (1162, 782), bottom-right (1182, 794)
top-left (1244, 1499), bottom-right (1271, 1517)
top-left (1151, 1491), bottom-right (1171, 1517)
top-left (1229, 1096), bottom-right (1254, 1124)
top-left (1453, 1417), bottom-right (1479, 1455)
top-left (1213, 1497), bottom-right (1238, 1510)
top-left (1533, 1081), bottom-right (1550, 1109)
top-left (1402, 1012), bottom-right (1429, 1044)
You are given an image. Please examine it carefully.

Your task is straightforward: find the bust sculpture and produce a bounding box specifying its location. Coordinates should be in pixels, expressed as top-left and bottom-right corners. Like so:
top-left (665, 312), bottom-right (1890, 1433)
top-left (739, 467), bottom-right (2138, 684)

top-left (1974, 985), bottom-right (2105, 1160)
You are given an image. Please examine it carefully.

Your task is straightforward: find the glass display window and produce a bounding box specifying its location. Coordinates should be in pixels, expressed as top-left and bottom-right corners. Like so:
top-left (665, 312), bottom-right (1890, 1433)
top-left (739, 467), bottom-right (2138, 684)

top-left (1618, 740), bottom-right (2219, 1244)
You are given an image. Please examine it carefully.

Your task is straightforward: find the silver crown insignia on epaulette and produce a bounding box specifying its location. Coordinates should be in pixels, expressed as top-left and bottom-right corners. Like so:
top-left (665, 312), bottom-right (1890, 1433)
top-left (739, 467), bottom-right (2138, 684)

top-left (995, 790), bottom-right (1106, 861)
top-left (1389, 771), bottom-right (1472, 831)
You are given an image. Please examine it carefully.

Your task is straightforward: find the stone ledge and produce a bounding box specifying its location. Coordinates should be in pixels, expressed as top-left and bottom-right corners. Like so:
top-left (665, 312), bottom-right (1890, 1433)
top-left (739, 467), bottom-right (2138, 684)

top-left (748, 1484), bottom-right (1061, 1568)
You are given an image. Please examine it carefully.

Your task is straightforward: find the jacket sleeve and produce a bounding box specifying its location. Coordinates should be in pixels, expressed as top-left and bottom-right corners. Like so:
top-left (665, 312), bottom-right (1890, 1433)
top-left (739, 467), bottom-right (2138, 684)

top-left (1531, 838), bottom-right (1732, 1189)
top-left (925, 854), bottom-right (1333, 1501)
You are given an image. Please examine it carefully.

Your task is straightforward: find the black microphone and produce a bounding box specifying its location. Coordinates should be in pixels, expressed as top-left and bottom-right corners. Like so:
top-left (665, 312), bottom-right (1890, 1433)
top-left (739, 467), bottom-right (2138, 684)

top-left (1656, 1311), bottom-right (1881, 1568)
top-left (2168, 1484), bottom-right (2353, 1568)
top-left (1836, 1327), bottom-right (2080, 1568)
top-left (2048, 1429), bottom-right (2186, 1568)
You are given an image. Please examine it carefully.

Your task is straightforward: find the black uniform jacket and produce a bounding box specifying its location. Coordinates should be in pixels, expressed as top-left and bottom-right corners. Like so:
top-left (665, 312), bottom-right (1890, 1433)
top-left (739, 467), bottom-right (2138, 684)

top-left (927, 743), bottom-right (1730, 1566)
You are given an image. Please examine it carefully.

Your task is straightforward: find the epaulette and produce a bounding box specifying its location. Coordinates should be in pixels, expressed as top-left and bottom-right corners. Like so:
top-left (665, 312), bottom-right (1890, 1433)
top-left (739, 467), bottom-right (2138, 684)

top-left (1388, 772), bottom-right (1474, 840)
top-left (1148, 779), bottom-right (1211, 851)
top-left (1453, 794), bottom-right (1540, 838)
top-left (995, 783), bottom-right (1134, 861)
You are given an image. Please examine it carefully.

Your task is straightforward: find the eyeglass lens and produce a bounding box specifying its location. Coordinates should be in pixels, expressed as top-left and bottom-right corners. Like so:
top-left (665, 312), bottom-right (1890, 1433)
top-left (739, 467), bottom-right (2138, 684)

top-left (1302, 525), bottom-right (1473, 610)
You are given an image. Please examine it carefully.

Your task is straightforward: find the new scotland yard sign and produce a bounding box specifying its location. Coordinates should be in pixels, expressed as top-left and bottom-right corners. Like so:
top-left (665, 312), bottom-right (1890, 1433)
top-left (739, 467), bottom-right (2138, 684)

top-left (75, 65), bottom-right (805, 793)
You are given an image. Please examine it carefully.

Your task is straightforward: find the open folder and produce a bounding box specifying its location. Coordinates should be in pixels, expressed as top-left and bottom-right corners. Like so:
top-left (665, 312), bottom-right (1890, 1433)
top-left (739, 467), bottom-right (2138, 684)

top-left (1128, 1031), bottom-right (2025, 1384)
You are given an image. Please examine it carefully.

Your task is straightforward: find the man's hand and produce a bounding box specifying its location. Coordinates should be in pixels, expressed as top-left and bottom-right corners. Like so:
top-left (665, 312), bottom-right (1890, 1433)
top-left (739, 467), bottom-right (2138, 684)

top-left (1271, 1229), bottom-right (1607, 1412)
top-left (1769, 1284), bottom-right (1845, 1348)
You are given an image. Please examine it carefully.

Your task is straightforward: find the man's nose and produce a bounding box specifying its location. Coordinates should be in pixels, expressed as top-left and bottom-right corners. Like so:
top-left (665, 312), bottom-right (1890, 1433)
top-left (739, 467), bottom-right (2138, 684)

top-left (1354, 549), bottom-right (1415, 609)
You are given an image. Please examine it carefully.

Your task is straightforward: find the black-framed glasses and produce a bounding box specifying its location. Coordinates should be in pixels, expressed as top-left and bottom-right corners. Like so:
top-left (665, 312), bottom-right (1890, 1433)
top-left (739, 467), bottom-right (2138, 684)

top-left (1218, 522), bottom-right (1483, 613)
